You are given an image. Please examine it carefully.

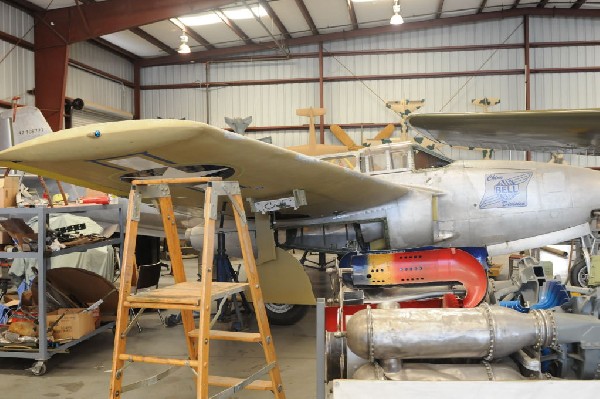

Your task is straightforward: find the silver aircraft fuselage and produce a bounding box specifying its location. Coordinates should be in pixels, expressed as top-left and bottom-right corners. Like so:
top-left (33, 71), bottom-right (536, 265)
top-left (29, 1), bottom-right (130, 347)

top-left (272, 143), bottom-right (600, 256)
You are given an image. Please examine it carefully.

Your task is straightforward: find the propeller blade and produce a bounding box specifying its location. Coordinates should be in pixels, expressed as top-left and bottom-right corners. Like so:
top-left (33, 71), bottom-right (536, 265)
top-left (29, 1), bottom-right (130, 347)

top-left (330, 124), bottom-right (362, 151)
top-left (372, 124), bottom-right (395, 140)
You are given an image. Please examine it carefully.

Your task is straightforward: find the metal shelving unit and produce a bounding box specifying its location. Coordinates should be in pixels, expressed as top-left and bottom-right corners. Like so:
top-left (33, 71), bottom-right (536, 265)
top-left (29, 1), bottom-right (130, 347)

top-left (0, 204), bottom-right (123, 375)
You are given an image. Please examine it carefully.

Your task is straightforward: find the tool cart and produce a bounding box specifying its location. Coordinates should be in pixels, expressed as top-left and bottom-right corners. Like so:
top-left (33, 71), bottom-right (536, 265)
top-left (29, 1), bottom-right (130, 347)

top-left (0, 204), bottom-right (123, 375)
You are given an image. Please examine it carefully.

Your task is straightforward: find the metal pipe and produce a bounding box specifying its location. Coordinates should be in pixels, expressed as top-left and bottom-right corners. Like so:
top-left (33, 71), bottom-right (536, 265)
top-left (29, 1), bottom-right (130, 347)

top-left (363, 287), bottom-right (467, 304)
top-left (346, 305), bottom-right (600, 361)
top-left (351, 248), bottom-right (487, 308)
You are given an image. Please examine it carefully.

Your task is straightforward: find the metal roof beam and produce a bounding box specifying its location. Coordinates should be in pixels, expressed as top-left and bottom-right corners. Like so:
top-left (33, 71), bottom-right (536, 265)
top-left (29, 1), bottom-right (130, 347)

top-left (258, 0), bottom-right (291, 40)
top-left (436, 0), bottom-right (444, 18)
top-left (34, 0), bottom-right (237, 48)
top-left (216, 9), bottom-right (253, 45)
top-left (77, 0), bottom-right (170, 57)
top-left (130, 27), bottom-right (177, 55)
top-left (170, 19), bottom-right (215, 50)
top-left (477, 0), bottom-right (488, 13)
top-left (346, 0), bottom-right (359, 30)
top-left (1, 0), bottom-right (139, 60)
top-left (140, 7), bottom-right (600, 67)
top-left (294, 0), bottom-right (319, 35)
top-left (91, 37), bottom-right (140, 61)
top-left (512, 0), bottom-right (521, 8)
top-left (537, 0), bottom-right (550, 8)
top-left (33, 0), bottom-right (236, 131)
top-left (572, 0), bottom-right (587, 9)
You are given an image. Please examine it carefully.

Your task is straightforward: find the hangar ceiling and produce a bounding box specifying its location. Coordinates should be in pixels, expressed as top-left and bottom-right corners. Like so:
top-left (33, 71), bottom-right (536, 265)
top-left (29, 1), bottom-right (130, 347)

top-left (4, 0), bottom-right (600, 64)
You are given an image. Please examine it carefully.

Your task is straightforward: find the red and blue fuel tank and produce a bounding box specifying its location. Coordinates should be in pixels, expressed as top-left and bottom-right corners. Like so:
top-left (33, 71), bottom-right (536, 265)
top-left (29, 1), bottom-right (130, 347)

top-left (342, 247), bottom-right (488, 308)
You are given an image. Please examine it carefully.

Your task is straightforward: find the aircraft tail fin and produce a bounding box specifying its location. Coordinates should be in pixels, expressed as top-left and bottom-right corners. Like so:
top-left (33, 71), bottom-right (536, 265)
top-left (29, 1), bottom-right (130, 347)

top-left (0, 106), bottom-right (53, 151)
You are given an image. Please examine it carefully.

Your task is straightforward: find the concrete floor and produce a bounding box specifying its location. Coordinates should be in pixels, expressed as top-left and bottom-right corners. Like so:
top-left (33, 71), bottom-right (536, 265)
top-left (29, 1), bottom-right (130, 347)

top-left (0, 257), bottom-right (330, 399)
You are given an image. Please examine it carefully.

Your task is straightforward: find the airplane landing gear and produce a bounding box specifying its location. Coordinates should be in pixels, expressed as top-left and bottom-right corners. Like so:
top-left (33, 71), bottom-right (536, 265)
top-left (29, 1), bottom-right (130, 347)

top-left (570, 260), bottom-right (589, 287)
top-left (265, 303), bottom-right (308, 326)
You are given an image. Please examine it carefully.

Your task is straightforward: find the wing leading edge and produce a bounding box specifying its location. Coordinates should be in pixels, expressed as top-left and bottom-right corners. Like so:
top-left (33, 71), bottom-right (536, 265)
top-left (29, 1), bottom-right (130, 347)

top-left (0, 119), bottom-right (408, 218)
top-left (408, 109), bottom-right (600, 154)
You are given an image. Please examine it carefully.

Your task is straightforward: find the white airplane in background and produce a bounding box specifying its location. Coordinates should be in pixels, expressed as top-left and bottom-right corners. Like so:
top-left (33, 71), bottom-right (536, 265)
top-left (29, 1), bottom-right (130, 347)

top-left (1, 108), bottom-right (600, 324)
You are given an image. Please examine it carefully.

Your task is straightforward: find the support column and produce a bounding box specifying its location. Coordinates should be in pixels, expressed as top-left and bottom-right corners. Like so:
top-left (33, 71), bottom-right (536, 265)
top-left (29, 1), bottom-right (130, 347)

top-left (34, 45), bottom-right (69, 131)
top-left (524, 15), bottom-right (531, 111)
top-left (319, 43), bottom-right (325, 144)
top-left (524, 15), bottom-right (532, 161)
top-left (134, 61), bottom-right (141, 120)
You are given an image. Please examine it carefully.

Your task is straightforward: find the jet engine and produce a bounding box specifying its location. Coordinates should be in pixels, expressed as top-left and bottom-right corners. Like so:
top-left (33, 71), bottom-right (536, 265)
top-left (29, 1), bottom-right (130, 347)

top-left (325, 253), bottom-right (600, 385)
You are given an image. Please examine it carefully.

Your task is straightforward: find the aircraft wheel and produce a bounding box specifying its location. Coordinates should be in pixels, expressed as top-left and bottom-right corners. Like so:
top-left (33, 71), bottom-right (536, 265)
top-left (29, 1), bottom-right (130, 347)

top-left (265, 303), bottom-right (308, 326)
top-left (570, 260), bottom-right (589, 287)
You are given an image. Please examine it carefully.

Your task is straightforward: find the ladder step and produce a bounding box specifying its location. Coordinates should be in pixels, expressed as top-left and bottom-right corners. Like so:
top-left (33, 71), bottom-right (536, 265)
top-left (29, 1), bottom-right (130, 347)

top-left (125, 281), bottom-right (248, 308)
top-left (208, 375), bottom-right (274, 391)
top-left (189, 329), bottom-right (262, 342)
top-left (118, 354), bottom-right (199, 367)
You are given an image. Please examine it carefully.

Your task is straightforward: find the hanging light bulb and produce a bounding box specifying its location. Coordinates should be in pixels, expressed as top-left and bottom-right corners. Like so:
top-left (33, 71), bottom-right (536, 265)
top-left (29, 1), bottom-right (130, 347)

top-left (390, 0), bottom-right (404, 25)
top-left (178, 31), bottom-right (191, 54)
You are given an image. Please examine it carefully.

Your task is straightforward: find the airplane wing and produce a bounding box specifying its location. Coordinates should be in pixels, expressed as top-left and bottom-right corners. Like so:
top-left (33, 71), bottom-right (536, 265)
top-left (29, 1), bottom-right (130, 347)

top-left (408, 109), bottom-right (600, 154)
top-left (0, 119), bottom-right (408, 218)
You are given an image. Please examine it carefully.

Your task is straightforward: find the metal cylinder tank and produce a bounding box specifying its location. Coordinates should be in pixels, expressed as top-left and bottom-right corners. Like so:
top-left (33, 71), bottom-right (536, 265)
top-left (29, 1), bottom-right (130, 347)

top-left (346, 305), bottom-right (549, 360)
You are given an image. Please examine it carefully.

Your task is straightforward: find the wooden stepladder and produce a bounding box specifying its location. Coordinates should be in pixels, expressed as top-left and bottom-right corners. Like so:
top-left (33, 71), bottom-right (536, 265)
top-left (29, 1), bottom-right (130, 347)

top-left (109, 177), bottom-right (285, 399)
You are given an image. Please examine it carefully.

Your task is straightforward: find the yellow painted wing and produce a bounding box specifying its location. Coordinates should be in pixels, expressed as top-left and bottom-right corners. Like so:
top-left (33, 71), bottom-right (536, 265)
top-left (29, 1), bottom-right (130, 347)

top-left (0, 119), bottom-right (408, 217)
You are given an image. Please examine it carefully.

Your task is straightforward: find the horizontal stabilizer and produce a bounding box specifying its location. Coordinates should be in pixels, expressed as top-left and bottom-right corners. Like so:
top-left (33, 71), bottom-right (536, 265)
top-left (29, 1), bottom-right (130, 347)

top-left (296, 107), bottom-right (326, 117)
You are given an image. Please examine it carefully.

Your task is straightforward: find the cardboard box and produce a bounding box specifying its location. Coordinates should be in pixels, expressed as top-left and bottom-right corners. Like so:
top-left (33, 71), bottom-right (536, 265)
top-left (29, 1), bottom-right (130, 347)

top-left (0, 176), bottom-right (20, 208)
top-left (86, 303), bottom-right (101, 328)
top-left (47, 308), bottom-right (96, 340)
top-left (0, 232), bottom-right (11, 245)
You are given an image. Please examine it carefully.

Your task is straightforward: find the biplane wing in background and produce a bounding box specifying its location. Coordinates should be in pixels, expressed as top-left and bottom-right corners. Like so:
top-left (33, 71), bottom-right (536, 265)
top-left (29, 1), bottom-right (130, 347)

top-left (408, 109), bottom-right (600, 154)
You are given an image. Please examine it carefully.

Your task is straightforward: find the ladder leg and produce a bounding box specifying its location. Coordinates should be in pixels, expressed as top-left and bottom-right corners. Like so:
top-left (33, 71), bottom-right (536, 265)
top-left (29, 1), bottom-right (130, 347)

top-left (230, 193), bottom-right (286, 399)
top-left (109, 188), bottom-right (141, 399)
top-left (156, 196), bottom-right (197, 360)
top-left (197, 185), bottom-right (217, 399)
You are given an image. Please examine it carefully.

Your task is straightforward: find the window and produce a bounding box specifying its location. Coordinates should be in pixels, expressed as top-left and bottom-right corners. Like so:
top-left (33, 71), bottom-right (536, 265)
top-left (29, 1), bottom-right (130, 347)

top-left (414, 150), bottom-right (451, 170)
top-left (369, 152), bottom-right (388, 172)
top-left (390, 150), bottom-right (408, 170)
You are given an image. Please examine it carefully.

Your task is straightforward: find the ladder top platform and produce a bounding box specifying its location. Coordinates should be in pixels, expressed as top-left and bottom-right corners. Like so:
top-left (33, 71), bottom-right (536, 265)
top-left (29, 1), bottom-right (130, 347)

top-left (126, 282), bottom-right (248, 307)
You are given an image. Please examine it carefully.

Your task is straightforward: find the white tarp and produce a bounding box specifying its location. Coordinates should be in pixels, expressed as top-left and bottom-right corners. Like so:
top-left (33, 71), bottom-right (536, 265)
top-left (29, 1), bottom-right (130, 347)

top-left (9, 213), bottom-right (115, 282)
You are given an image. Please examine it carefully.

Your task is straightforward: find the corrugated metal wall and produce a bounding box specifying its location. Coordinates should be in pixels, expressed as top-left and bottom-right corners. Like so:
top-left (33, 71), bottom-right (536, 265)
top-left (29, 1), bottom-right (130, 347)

top-left (134, 16), bottom-right (599, 164)
top-left (70, 41), bottom-right (134, 82)
top-left (530, 17), bottom-right (600, 111)
top-left (0, 4), bottom-right (34, 106)
top-left (140, 17), bottom-right (530, 160)
top-left (66, 66), bottom-right (134, 114)
top-left (0, 3), bottom-right (34, 40)
top-left (0, 2), bottom-right (134, 117)
top-left (326, 18), bottom-right (524, 50)
top-left (67, 41), bottom-right (134, 114)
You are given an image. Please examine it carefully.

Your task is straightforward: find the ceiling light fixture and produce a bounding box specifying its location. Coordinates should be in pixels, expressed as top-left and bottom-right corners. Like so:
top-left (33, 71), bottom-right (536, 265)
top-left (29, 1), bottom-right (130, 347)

top-left (179, 6), bottom-right (267, 27)
top-left (179, 13), bottom-right (221, 27)
top-left (225, 5), bottom-right (267, 20)
top-left (178, 31), bottom-right (191, 54)
top-left (390, 0), bottom-right (404, 25)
